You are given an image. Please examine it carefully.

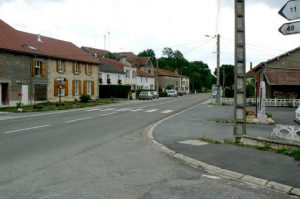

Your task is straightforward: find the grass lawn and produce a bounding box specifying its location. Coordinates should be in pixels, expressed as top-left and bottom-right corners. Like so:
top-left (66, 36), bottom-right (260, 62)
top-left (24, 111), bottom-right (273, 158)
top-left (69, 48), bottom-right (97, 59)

top-left (0, 98), bottom-right (120, 113)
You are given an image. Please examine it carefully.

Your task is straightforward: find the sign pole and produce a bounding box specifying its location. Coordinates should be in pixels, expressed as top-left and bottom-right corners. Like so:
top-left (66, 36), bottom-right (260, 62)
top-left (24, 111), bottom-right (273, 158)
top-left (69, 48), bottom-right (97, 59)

top-left (234, 0), bottom-right (246, 141)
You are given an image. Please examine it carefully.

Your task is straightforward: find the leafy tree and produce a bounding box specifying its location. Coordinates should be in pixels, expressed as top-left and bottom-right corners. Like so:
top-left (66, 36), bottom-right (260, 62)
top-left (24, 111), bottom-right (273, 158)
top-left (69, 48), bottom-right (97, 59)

top-left (215, 64), bottom-right (234, 97)
top-left (246, 78), bottom-right (255, 97)
top-left (138, 49), bottom-right (156, 59)
top-left (105, 52), bottom-right (117, 60)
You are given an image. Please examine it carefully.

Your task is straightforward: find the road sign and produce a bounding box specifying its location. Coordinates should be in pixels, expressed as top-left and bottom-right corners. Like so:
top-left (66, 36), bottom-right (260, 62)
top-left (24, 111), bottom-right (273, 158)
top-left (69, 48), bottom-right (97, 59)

top-left (279, 0), bottom-right (300, 21)
top-left (279, 21), bottom-right (300, 35)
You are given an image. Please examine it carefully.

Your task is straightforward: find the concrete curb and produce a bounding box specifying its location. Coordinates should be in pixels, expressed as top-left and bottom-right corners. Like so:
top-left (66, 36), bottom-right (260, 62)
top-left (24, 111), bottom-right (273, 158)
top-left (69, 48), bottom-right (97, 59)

top-left (146, 103), bottom-right (300, 198)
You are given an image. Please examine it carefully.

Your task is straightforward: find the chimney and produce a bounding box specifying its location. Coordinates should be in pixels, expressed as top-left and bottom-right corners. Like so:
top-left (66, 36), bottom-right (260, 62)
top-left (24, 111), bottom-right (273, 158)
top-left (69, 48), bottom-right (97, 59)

top-left (37, 34), bottom-right (42, 42)
top-left (250, 62), bottom-right (253, 70)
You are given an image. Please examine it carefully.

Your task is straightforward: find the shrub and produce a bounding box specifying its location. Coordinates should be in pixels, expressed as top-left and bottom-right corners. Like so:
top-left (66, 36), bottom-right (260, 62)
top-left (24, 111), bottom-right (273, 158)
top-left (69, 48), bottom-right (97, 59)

top-left (266, 112), bottom-right (272, 118)
top-left (55, 102), bottom-right (65, 106)
top-left (33, 104), bottom-right (43, 110)
top-left (16, 102), bottom-right (24, 112)
top-left (79, 94), bottom-right (91, 103)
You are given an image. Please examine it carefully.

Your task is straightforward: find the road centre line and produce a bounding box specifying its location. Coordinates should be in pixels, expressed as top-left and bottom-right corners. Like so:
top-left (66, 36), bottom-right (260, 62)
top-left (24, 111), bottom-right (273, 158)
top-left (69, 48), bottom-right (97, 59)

top-left (3, 124), bottom-right (51, 134)
top-left (85, 108), bottom-right (100, 112)
top-left (162, 110), bottom-right (173, 114)
top-left (65, 117), bottom-right (93, 123)
top-left (100, 108), bottom-right (117, 111)
top-left (146, 109), bottom-right (159, 113)
top-left (99, 112), bottom-right (117, 117)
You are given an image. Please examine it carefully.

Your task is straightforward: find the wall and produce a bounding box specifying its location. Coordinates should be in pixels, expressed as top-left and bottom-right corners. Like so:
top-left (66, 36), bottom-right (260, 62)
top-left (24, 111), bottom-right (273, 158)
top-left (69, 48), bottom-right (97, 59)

top-left (0, 52), bottom-right (32, 106)
top-left (100, 72), bottom-right (125, 85)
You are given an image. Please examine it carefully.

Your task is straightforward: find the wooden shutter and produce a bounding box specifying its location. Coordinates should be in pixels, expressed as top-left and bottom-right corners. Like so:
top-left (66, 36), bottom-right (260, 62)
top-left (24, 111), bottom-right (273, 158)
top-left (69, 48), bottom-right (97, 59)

top-left (79, 80), bottom-right (82, 95)
top-left (72, 80), bottom-right (75, 96)
top-left (32, 59), bottom-right (35, 76)
top-left (73, 62), bottom-right (75, 74)
top-left (56, 60), bottom-right (59, 72)
top-left (41, 61), bottom-right (46, 78)
top-left (90, 65), bottom-right (93, 75)
top-left (91, 81), bottom-right (94, 95)
top-left (85, 64), bottom-right (87, 75)
top-left (64, 80), bottom-right (68, 96)
top-left (54, 80), bottom-right (58, 97)
top-left (83, 80), bottom-right (87, 95)
top-left (64, 61), bottom-right (66, 72)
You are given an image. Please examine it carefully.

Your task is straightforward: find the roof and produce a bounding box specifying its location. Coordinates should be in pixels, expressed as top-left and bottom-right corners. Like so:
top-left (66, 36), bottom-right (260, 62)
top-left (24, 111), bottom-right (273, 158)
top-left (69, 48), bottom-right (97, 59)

top-left (0, 19), bottom-right (99, 64)
top-left (114, 52), bottom-right (151, 66)
top-left (137, 69), bottom-right (154, 77)
top-left (81, 47), bottom-right (110, 58)
top-left (99, 58), bottom-right (125, 74)
top-left (155, 68), bottom-right (188, 78)
top-left (264, 69), bottom-right (300, 86)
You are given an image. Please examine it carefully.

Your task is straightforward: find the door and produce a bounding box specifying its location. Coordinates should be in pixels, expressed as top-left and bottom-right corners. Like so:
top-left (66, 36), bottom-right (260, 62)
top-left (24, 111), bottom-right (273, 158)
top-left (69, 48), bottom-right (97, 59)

top-left (21, 85), bottom-right (29, 105)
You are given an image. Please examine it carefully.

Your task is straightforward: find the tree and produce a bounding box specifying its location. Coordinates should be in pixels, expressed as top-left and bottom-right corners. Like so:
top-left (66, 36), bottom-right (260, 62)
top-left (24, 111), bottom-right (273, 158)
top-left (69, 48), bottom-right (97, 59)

top-left (215, 64), bottom-right (234, 97)
top-left (138, 49), bottom-right (156, 59)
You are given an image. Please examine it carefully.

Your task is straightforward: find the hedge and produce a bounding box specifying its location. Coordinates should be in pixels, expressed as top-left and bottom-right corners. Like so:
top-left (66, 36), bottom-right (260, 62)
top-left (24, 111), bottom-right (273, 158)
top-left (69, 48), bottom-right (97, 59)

top-left (99, 85), bottom-right (131, 98)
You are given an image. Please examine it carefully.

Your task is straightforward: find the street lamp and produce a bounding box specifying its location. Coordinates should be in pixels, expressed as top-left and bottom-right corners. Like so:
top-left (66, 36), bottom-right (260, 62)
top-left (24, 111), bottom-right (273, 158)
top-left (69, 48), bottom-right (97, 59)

top-left (205, 34), bottom-right (221, 105)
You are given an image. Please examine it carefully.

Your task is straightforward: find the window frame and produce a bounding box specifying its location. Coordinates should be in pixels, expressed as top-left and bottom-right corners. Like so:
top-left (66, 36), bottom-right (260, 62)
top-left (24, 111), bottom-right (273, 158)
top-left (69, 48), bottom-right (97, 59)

top-left (35, 60), bottom-right (42, 76)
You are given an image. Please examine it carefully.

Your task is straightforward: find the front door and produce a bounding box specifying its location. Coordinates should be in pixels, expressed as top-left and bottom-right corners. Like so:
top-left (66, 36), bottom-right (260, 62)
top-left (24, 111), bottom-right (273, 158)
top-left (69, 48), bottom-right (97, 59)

top-left (21, 85), bottom-right (29, 105)
top-left (1, 83), bottom-right (9, 105)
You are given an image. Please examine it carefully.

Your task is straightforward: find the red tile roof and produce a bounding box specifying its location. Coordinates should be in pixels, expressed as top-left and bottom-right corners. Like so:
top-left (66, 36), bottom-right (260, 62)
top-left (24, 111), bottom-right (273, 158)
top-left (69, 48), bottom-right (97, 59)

top-left (0, 19), bottom-right (99, 64)
top-left (264, 69), bottom-right (300, 85)
top-left (114, 52), bottom-right (151, 66)
top-left (99, 57), bottom-right (125, 71)
top-left (155, 68), bottom-right (180, 77)
top-left (137, 69), bottom-right (154, 77)
top-left (81, 46), bottom-right (110, 58)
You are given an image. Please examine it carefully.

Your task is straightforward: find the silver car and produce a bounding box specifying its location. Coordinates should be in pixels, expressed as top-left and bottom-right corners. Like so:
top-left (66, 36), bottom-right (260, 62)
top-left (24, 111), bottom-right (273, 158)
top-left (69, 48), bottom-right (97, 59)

top-left (150, 91), bottom-right (159, 99)
top-left (138, 91), bottom-right (153, 100)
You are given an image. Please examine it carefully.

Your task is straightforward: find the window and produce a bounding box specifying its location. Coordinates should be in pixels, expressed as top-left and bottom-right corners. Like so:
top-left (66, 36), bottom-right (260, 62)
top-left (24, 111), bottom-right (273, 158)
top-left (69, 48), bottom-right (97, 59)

top-left (58, 60), bottom-right (65, 72)
top-left (86, 81), bottom-right (91, 95)
top-left (58, 85), bottom-right (65, 97)
top-left (86, 64), bottom-right (91, 74)
top-left (132, 71), bottom-right (136, 78)
top-left (126, 70), bottom-right (130, 78)
top-left (107, 74), bottom-right (111, 84)
top-left (34, 61), bottom-right (42, 76)
top-left (75, 80), bottom-right (80, 96)
top-left (74, 62), bottom-right (80, 73)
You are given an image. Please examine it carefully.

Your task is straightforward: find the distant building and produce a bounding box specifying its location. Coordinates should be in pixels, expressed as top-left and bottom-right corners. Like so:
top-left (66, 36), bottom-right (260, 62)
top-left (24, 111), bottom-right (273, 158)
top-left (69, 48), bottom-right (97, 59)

top-left (99, 58), bottom-right (125, 86)
top-left (246, 47), bottom-right (300, 99)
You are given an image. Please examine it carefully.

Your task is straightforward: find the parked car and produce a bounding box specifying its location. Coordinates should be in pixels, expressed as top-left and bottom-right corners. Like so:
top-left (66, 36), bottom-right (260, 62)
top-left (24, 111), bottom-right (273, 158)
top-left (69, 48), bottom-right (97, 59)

top-left (295, 105), bottom-right (300, 124)
top-left (150, 91), bottom-right (159, 99)
top-left (166, 89), bottom-right (178, 97)
top-left (138, 91), bottom-right (153, 100)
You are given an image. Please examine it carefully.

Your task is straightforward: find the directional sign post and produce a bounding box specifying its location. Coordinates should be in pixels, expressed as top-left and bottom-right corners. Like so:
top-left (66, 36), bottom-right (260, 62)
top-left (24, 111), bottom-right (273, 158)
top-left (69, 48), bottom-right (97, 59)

top-left (279, 0), bottom-right (300, 21)
top-left (279, 21), bottom-right (300, 35)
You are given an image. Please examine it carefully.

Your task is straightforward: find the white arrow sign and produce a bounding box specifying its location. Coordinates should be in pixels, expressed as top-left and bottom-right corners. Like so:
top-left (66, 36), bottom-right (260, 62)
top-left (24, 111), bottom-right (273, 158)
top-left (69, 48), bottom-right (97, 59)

top-left (279, 21), bottom-right (300, 35)
top-left (279, 0), bottom-right (300, 21)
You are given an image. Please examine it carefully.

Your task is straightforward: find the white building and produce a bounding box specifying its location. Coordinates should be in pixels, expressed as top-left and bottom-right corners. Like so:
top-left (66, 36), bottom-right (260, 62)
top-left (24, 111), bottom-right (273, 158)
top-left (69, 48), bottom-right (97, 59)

top-left (99, 58), bottom-right (125, 85)
top-left (136, 69), bottom-right (155, 90)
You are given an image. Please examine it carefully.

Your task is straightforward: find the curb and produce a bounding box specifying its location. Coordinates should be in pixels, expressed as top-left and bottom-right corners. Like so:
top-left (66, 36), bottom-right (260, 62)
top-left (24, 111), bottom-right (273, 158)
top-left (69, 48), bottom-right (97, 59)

top-left (146, 103), bottom-right (300, 198)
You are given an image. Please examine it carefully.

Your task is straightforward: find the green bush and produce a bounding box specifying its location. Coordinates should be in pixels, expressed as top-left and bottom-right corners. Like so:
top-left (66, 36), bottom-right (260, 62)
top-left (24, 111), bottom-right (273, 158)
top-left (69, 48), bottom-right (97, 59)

top-left (79, 94), bottom-right (91, 103)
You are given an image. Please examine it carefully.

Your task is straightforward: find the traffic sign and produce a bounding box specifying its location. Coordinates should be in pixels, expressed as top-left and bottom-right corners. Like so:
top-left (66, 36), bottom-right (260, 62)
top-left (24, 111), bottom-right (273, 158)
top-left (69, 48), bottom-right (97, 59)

top-left (279, 0), bottom-right (300, 21)
top-left (279, 21), bottom-right (300, 35)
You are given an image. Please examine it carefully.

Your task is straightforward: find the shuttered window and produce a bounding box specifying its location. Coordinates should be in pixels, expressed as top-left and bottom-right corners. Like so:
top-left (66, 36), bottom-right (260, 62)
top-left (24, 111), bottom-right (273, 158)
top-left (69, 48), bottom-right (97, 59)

top-left (56, 60), bottom-right (66, 73)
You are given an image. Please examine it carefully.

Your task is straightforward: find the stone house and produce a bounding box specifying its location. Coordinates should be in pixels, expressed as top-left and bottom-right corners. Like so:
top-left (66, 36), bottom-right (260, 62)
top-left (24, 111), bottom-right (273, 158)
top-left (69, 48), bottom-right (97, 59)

top-left (0, 19), bottom-right (99, 106)
top-left (246, 47), bottom-right (300, 99)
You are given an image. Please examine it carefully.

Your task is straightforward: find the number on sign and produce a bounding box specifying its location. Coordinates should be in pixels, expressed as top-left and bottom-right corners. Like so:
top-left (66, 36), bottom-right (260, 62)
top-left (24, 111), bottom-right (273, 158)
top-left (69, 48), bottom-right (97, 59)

top-left (290, 6), bottom-right (297, 13)
top-left (287, 25), bottom-right (295, 31)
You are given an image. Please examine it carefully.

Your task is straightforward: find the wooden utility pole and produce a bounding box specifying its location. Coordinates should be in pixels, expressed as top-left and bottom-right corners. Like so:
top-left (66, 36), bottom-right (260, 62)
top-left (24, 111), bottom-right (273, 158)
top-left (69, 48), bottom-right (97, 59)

top-left (234, 0), bottom-right (246, 141)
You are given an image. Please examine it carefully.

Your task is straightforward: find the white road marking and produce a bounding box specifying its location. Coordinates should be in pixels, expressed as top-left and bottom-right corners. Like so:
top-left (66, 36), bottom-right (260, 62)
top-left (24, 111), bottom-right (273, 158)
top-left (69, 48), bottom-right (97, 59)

top-left (65, 117), bottom-right (92, 123)
top-left (162, 110), bottom-right (173, 114)
top-left (130, 109), bottom-right (143, 112)
top-left (3, 124), bottom-right (51, 134)
top-left (99, 112), bottom-right (117, 117)
top-left (85, 108), bottom-right (100, 112)
top-left (115, 108), bottom-right (130, 112)
top-left (100, 108), bottom-right (116, 111)
top-left (179, 140), bottom-right (208, 146)
top-left (202, 174), bottom-right (220, 180)
top-left (145, 109), bottom-right (159, 113)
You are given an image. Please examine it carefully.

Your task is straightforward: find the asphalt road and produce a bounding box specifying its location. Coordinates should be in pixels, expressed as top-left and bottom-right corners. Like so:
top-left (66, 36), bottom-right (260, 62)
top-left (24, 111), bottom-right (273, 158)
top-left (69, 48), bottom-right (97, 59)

top-left (0, 94), bottom-right (294, 198)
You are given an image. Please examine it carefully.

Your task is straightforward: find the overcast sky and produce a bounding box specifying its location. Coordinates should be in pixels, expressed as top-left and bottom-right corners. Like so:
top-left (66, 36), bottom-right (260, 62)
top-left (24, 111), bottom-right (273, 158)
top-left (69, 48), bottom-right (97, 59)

top-left (0, 0), bottom-right (299, 72)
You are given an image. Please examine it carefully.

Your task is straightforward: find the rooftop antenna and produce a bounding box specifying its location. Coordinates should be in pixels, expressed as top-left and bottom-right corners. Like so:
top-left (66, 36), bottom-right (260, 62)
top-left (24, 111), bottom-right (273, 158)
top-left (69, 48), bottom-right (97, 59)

top-left (106, 31), bottom-right (110, 50)
top-left (37, 34), bottom-right (42, 42)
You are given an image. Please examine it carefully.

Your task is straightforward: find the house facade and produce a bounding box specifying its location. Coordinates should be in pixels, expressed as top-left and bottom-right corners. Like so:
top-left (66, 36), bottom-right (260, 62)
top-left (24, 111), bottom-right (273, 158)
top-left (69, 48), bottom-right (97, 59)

top-left (0, 19), bottom-right (99, 106)
top-left (246, 47), bottom-right (300, 99)
top-left (99, 58), bottom-right (125, 85)
top-left (136, 69), bottom-right (155, 90)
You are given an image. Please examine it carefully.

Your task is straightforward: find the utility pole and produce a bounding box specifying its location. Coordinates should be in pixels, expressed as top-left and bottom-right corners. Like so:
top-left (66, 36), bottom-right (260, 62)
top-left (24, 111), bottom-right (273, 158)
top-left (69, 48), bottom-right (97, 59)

top-left (216, 34), bottom-right (221, 106)
top-left (234, 0), bottom-right (246, 141)
top-left (156, 59), bottom-right (159, 92)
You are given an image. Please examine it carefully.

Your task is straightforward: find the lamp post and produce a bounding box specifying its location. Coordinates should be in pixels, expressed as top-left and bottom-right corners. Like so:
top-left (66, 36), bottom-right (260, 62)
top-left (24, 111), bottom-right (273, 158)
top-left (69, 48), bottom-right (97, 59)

top-left (205, 34), bottom-right (221, 105)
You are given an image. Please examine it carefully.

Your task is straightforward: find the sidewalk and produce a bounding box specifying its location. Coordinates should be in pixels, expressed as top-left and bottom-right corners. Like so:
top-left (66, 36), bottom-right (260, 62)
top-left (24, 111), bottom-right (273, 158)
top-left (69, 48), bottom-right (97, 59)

top-left (152, 104), bottom-right (300, 196)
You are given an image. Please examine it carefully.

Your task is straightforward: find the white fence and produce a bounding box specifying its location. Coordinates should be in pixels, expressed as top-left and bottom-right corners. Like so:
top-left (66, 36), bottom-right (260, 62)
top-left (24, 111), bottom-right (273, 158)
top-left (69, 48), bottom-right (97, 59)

top-left (222, 98), bottom-right (300, 107)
